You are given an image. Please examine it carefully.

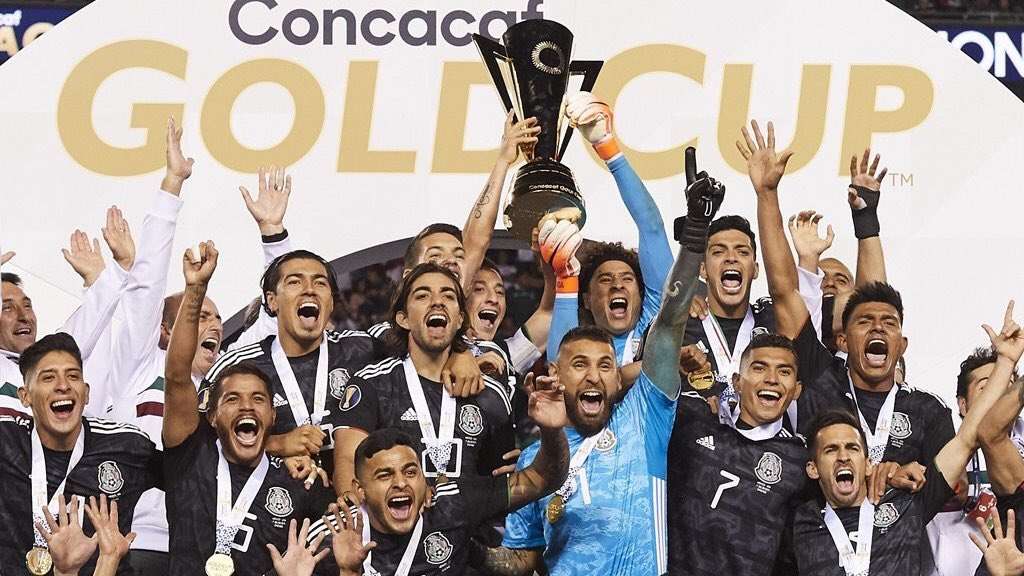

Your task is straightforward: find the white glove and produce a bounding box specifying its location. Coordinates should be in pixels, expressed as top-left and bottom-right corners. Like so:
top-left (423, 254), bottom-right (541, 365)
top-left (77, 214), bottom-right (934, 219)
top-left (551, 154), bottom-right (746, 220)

top-left (564, 91), bottom-right (614, 146)
top-left (538, 218), bottom-right (582, 278)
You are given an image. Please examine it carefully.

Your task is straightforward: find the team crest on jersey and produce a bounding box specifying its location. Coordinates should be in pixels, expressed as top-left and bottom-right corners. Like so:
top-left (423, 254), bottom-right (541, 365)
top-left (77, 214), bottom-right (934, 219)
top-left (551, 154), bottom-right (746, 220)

top-left (459, 405), bottom-right (484, 437)
top-left (754, 452), bottom-right (783, 485)
top-left (752, 326), bottom-right (771, 337)
top-left (97, 461), bottom-right (124, 495)
top-left (328, 368), bottom-right (351, 400)
top-left (595, 429), bottom-right (617, 452)
top-left (874, 502), bottom-right (900, 528)
top-left (265, 487), bottom-right (294, 518)
top-left (338, 384), bottom-right (361, 412)
top-left (423, 531), bottom-right (453, 565)
top-left (889, 412), bottom-right (912, 440)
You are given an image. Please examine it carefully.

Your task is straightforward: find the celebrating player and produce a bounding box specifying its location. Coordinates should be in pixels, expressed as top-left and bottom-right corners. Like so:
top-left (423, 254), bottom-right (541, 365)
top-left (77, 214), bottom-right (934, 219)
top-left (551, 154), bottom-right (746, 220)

top-left (162, 242), bottom-right (335, 576)
top-left (794, 299), bottom-right (1020, 575)
top-left (316, 375), bottom-right (567, 576)
top-left (331, 263), bottom-right (514, 501)
top-left (544, 92), bottom-right (674, 383)
top-left (0, 332), bottom-right (159, 575)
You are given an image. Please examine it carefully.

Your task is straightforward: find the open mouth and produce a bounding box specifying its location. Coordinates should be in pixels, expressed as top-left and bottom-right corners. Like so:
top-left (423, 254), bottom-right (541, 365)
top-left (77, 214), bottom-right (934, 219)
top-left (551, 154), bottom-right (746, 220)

top-left (720, 270), bottom-right (743, 295)
top-left (578, 390), bottom-right (605, 416)
top-left (13, 326), bottom-right (32, 337)
top-left (200, 336), bottom-right (220, 354)
top-left (49, 399), bottom-right (75, 419)
top-left (834, 468), bottom-right (856, 494)
top-left (608, 297), bottom-right (628, 320)
top-left (426, 313), bottom-right (449, 329)
top-left (477, 309), bottom-right (499, 328)
top-left (386, 494), bottom-right (413, 521)
top-left (864, 338), bottom-right (888, 368)
top-left (296, 302), bottom-right (320, 330)
top-left (755, 389), bottom-right (782, 407)
top-left (233, 416), bottom-right (260, 447)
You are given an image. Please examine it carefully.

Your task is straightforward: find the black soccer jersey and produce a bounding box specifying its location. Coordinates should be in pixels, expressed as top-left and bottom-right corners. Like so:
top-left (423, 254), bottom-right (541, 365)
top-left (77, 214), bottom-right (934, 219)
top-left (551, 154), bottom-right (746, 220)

top-left (311, 476), bottom-right (510, 576)
top-left (667, 392), bottom-right (809, 576)
top-left (164, 422), bottom-right (335, 576)
top-left (682, 296), bottom-right (776, 389)
top-left (331, 357), bottom-right (515, 480)
top-left (791, 327), bottom-right (956, 464)
top-left (201, 331), bottom-right (378, 477)
top-left (0, 415), bottom-right (160, 576)
top-left (793, 462), bottom-right (954, 576)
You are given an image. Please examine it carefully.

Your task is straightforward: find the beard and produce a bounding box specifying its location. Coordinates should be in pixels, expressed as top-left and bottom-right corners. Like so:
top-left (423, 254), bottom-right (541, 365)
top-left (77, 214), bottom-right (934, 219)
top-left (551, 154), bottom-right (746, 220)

top-left (563, 391), bottom-right (612, 437)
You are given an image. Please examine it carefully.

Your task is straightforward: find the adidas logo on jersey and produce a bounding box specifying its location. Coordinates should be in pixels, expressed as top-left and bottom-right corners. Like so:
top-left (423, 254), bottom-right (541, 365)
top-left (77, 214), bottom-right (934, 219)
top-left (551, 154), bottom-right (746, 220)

top-left (697, 435), bottom-right (715, 451)
top-left (273, 394), bottom-right (288, 408)
top-left (400, 407), bottom-right (418, 421)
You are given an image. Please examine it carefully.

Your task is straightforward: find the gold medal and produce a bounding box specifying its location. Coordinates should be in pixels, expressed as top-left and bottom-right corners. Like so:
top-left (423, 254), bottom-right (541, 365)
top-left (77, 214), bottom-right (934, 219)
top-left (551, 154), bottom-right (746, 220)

top-left (436, 473), bottom-right (449, 485)
top-left (25, 547), bottom-right (52, 576)
top-left (205, 552), bottom-right (235, 576)
top-left (546, 493), bottom-right (565, 524)
top-left (687, 367), bottom-right (715, 391)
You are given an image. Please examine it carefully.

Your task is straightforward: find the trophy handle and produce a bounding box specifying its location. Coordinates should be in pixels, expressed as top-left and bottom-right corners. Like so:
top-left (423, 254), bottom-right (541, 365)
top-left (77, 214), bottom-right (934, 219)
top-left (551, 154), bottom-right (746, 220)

top-left (557, 60), bottom-right (604, 161)
top-left (472, 34), bottom-right (518, 121)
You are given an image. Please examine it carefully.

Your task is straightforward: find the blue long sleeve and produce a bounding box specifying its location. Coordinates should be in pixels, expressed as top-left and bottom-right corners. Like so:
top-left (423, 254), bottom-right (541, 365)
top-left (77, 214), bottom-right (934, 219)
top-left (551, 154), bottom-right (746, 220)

top-left (607, 155), bottom-right (673, 320)
top-left (546, 294), bottom-right (579, 361)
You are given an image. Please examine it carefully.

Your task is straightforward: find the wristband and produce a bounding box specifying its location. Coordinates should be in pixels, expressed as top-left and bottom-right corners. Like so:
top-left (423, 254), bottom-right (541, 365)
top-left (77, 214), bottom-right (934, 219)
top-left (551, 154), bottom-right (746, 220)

top-left (593, 137), bottom-right (621, 162)
top-left (849, 185), bottom-right (880, 239)
top-left (261, 229), bottom-right (289, 244)
top-left (556, 276), bottom-right (578, 294)
top-left (673, 215), bottom-right (710, 254)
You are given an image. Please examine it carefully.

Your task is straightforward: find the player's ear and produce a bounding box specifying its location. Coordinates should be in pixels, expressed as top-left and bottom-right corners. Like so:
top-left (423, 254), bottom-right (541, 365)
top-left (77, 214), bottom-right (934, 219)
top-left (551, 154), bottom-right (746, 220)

top-left (547, 362), bottom-right (558, 378)
top-left (16, 382), bottom-right (30, 408)
top-left (752, 261), bottom-right (760, 281)
top-left (835, 332), bottom-right (849, 354)
top-left (806, 460), bottom-right (820, 480)
top-left (265, 291), bottom-right (279, 316)
top-left (791, 381), bottom-right (803, 402)
top-left (730, 372), bottom-right (741, 393)
top-left (395, 310), bottom-right (411, 331)
top-left (898, 336), bottom-right (908, 358)
top-left (699, 261), bottom-right (707, 282)
top-left (957, 397), bottom-right (968, 419)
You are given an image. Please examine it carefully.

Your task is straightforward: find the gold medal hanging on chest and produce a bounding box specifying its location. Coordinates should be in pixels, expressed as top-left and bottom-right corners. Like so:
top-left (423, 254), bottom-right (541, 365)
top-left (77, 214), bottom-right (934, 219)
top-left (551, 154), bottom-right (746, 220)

top-left (546, 493), bottom-right (566, 524)
top-left (25, 547), bottom-right (52, 576)
top-left (205, 552), bottom-right (235, 576)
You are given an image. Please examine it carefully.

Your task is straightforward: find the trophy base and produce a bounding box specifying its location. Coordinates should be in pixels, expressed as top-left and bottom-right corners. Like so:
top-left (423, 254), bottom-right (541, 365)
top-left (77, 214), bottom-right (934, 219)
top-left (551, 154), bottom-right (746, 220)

top-left (504, 159), bottom-right (587, 242)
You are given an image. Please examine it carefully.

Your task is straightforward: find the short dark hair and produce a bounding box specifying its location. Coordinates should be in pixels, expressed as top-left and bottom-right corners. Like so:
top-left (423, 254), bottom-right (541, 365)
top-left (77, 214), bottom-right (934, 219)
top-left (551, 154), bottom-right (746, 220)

top-left (261, 250), bottom-right (340, 317)
top-left (957, 347), bottom-right (1006, 399)
top-left (708, 215), bottom-right (757, 257)
top-left (577, 242), bottom-right (645, 325)
top-left (384, 263), bottom-right (469, 358)
top-left (841, 282), bottom-right (904, 329)
top-left (740, 333), bottom-right (799, 376)
top-left (558, 325), bottom-right (614, 354)
top-left (19, 333), bottom-right (81, 381)
top-left (208, 364), bottom-right (273, 410)
top-left (1, 272), bottom-right (23, 286)
top-left (354, 428), bottom-right (419, 478)
top-left (806, 409), bottom-right (869, 456)
top-left (403, 224), bottom-right (463, 271)
top-left (478, 257), bottom-right (502, 277)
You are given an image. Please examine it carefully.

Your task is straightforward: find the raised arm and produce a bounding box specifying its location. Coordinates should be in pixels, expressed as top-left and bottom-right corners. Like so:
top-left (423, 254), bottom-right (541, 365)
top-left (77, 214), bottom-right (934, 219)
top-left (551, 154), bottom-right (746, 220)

top-left (788, 211), bottom-right (833, 339)
top-left (506, 373), bottom-right (568, 510)
top-left (935, 301), bottom-right (1023, 489)
top-left (162, 241), bottom-right (218, 449)
top-left (642, 147), bottom-right (723, 397)
top-left (847, 149), bottom-right (888, 287)
top-left (520, 242), bottom-right (556, 357)
top-left (59, 224), bottom-right (130, 360)
top-left (461, 112), bottom-right (540, 292)
top-left (735, 120), bottom-right (805, 339)
top-left (565, 92), bottom-right (673, 293)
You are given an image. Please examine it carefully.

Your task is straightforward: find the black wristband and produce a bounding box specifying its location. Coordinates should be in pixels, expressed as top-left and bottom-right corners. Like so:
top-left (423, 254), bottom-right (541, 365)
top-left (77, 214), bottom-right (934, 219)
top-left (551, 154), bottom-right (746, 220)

top-left (261, 229), bottom-right (289, 244)
top-left (674, 215), bottom-right (710, 253)
top-left (849, 185), bottom-right (880, 239)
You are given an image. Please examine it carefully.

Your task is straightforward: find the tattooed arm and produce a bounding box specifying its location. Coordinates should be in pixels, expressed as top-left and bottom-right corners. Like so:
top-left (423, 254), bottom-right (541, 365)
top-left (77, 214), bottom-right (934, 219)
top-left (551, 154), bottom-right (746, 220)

top-left (643, 148), bottom-right (724, 397)
top-left (507, 373), bottom-right (569, 510)
top-left (461, 113), bottom-right (540, 291)
top-left (474, 545), bottom-right (542, 576)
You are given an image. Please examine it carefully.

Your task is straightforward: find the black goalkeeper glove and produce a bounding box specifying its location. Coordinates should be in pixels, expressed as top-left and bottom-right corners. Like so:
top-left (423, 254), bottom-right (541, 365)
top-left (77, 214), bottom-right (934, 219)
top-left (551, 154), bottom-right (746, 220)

top-left (849, 184), bottom-right (881, 239)
top-left (674, 147), bottom-right (726, 253)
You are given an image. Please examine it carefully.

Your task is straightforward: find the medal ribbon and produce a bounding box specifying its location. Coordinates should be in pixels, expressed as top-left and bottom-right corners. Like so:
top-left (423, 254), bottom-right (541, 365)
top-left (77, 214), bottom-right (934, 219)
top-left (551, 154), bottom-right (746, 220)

top-left (31, 426), bottom-right (85, 546)
top-left (362, 505), bottom-right (423, 576)
top-left (848, 378), bottom-right (898, 465)
top-left (823, 501), bottom-right (874, 576)
top-left (619, 328), bottom-right (637, 365)
top-left (215, 440), bottom-right (270, 554)
top-left (721, 401), bottom-right (784, 442)
top-left (271, 334), bottom-right (329, 426)
top-left (403, 356), bottom-right (457, 476)
top-left (553, 430), bottom-right (604, 506)
top-left (702, 308), bottom-right (755, 378)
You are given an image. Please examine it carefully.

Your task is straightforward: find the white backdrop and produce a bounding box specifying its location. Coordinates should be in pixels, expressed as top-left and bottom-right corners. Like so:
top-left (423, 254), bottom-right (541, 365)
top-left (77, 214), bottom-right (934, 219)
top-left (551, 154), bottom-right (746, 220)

top-left (1, 0), bottom-right (1022, 408)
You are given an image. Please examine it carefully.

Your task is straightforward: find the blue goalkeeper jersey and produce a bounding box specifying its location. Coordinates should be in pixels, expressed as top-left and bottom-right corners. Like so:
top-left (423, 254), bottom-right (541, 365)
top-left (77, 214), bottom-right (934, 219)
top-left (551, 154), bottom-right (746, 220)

top-left (503, 370), bottom-right (676, 576)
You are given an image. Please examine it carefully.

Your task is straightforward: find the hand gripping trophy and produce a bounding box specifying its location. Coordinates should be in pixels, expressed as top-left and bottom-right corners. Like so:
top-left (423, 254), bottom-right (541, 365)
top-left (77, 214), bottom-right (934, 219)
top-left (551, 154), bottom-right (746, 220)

top-left (473, 19), bottom-right (603, 240)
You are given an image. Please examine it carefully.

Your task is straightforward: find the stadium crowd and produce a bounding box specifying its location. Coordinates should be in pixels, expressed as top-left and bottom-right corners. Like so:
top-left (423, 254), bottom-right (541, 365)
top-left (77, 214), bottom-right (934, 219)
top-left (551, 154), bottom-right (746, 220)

top-left (2, 90), bottom-right (1024, 576)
